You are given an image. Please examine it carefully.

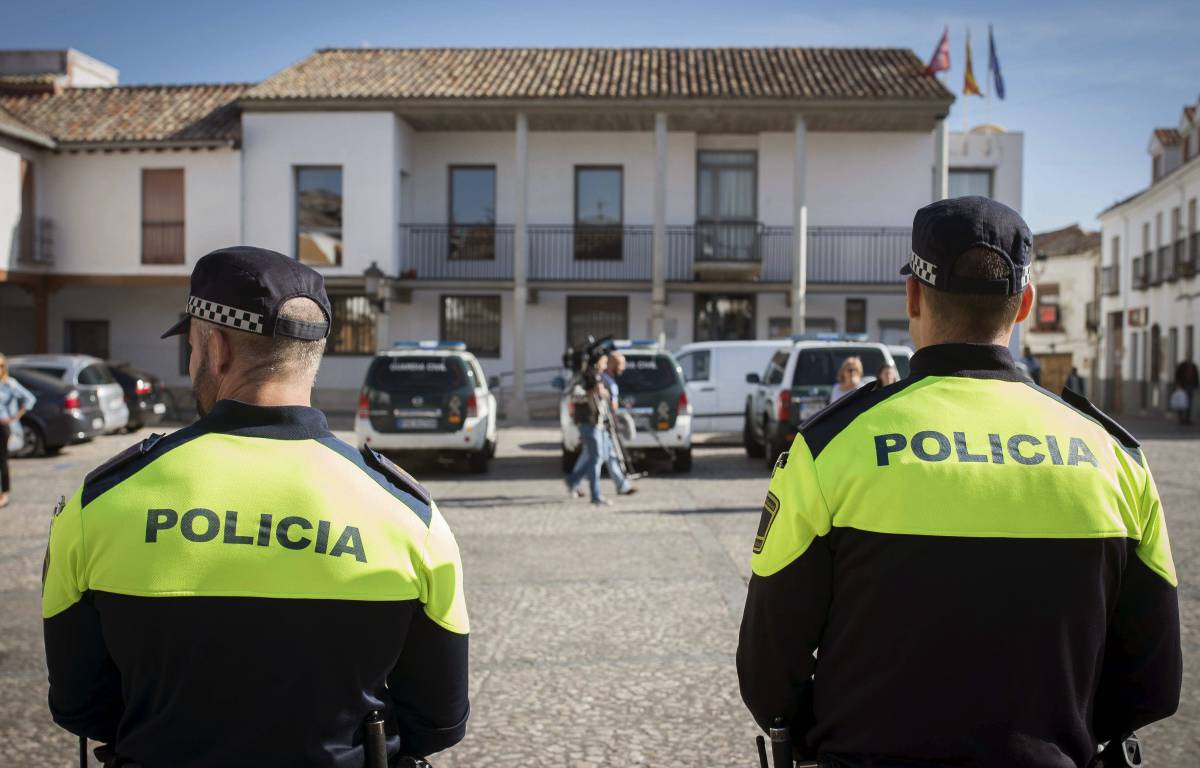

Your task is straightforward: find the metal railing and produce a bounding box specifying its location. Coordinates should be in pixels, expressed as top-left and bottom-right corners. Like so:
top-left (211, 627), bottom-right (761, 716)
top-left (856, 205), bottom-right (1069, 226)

top-left (17, 217), bottom-right (53, 265)
top-left (1170, 239), bottom-right (1186, 282)
top-left (1153, 246), bottom-right (1168, 285)
top-left (398, 223), bottom-right (911, 284)
top-left (1132, 256), bottom-right (1148, 290)
top-left (1185, 232), bottom-right (1200, 279)
top-left (1101, 264), bottom-right (1120, 296)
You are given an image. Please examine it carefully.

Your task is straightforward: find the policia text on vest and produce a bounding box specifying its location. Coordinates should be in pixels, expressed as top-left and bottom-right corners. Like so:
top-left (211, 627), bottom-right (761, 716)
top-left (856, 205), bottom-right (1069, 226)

top-left (143, 507), bottom-right (368, 562)
top-left (873, 430), bottom-right (1098, 467)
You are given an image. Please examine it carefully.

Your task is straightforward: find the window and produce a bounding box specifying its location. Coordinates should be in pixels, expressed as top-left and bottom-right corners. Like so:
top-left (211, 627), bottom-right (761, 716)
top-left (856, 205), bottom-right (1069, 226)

top-left (295, 167), bottom-right (343, 266)
top-left (694, 293), bottom-right (755, 341)
top-left (1187, 325), bottom-right (1195, 362)
top-left (574, 166), bottom-right (623, 260)
top-left (1035, 283), bottom-right (1062, 331)
top-left (18, 158), bottom-right (34, 262)
top-left (326, 295), bottom-right (377, 355)
top-left (1142, 222), bottom-right (1150, 252)
top-left (566, 296), bottom-right (629, 349)
top-left (1111, 236), bottom-right (1120, 264)
top-left (1190, 199), bottom-right (1198, 233)
top-left (1153, 154), bottom-right (1162, 181)
top-left (449, 166), bottom-right (496, 261)
top-left (949, 169), bottom-right (993, 198)
top-left (142, 168), bottom-right (185, 264)
top-left (845, 299), bottom-right (867, 334)
top-left (78, 363), bottom-right (116, 386)
top-left (441, 295), bottom-right (501, 358)
top-left (793, 347), bottom-right (887, 387)
top-left (676, 350), bottom-right (710, 382)
top-left (764, 351), bottom-right (788, 385)
top-left (64, 320), bottom-right (110, 360)
top-left (696, 151), bottom-right (758, 261)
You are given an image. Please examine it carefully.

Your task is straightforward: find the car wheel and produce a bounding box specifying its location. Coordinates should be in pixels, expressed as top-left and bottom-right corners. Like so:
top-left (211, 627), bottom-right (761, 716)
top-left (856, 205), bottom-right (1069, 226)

top-left (16, 425), bottom-right (46, 458)
top-left (467, 449), bottom-right (489, 474)
top-left (561, 447), bottom-right (579, 473)
top-left (672, 447), bottom-right (693, 473)
top-left (743, 408), bottom-right (765, 458)
top-left (486, 437), bottom-right (498, 459)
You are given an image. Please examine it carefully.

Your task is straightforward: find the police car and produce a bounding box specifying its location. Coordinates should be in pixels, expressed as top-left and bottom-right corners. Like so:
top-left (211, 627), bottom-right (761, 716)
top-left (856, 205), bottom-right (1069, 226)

top-left (743, 335), bottom-right (898, 468)
top-left (355, 341), bottom-right (498, 473)
top-left (559, 340), bottom-right (693, 473)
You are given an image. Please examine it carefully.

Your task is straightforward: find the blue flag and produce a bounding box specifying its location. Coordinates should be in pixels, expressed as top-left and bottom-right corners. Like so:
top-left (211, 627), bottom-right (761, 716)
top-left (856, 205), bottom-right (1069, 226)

top-left (989, 24), bottom-right (1005, 100)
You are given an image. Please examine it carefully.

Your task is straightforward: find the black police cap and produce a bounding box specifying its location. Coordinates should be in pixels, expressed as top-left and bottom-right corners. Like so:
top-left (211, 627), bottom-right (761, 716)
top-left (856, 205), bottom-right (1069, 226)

top-left (161, 246), bottom-right (332, 340)
top-left (901, 195), bottom-right (1033, 296)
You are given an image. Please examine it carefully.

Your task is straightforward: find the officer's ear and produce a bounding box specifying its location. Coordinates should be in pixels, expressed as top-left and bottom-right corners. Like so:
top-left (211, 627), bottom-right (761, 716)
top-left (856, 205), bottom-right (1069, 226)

top-left (904, 277), bottom-right (922, 320)
top-left (209, 327), bottom-right (236, 376)
top-left (1013, 283), bottom-right (1036, 325)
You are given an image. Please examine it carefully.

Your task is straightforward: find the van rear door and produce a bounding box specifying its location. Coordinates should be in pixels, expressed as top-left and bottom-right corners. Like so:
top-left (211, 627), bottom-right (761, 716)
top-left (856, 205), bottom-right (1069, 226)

top-left (677, 349), bottom-right (715, 432)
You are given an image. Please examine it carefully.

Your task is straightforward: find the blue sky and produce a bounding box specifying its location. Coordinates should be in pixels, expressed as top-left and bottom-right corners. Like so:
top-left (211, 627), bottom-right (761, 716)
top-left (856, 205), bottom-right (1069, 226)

top-left (6, 0), bottom-right (1200, 232)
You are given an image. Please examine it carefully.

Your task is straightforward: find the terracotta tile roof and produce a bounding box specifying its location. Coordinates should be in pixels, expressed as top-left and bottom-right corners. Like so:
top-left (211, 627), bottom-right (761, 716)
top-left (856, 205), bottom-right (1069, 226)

top-left (1033, 224), bottom-right (1101, 257)
top-left (0, 83), bottom-right (249, 147)
top-left (245, 47), bottom-right (952, 103)
top-left (0, 102), bottom-right (54, 146)
top-left (0, 73), bottom-right (63, 95)
top-left (1154, 127), bottom-right (1182, 146)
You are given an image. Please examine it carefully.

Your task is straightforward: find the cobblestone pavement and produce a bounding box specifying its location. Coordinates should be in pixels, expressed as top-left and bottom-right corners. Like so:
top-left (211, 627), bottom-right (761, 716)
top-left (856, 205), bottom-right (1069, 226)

top-left (1, 424), bottom-right (1197, 766)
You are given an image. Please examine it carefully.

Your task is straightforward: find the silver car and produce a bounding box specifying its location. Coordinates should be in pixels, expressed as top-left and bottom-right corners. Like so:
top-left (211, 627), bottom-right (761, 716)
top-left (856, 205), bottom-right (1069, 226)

top-left (9, 354), bottom-right (130, 433)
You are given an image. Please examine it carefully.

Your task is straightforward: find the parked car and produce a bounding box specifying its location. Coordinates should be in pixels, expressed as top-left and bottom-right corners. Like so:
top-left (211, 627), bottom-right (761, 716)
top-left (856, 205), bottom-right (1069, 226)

top-left (7, 354), bottom-right (130, 434)
top-left (889, 344), bottom-right (914, 378)
top-left (355, 341), bottom-right (498, 473)
top-left (560, 340), bottom-right (693, 473)
top-left (8, 367), bottom-right (105, 457)
top-left (743, 337), bottom-right (896, 467)
top-left (675, 340), bottom-right (790, 433)
top-left (108, 362), bottom-right (168, 430)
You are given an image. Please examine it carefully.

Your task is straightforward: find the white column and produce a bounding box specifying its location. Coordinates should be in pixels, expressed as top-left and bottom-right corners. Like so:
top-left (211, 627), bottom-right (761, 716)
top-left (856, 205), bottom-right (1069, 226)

top-left (651, 112), bottom-right (668, 347)
top-left (511, 112), bottom-right (530, 422)
top-left (792, 115), bottom-right (808, 335)
top-left (932, 118), bottom-right (949, 201)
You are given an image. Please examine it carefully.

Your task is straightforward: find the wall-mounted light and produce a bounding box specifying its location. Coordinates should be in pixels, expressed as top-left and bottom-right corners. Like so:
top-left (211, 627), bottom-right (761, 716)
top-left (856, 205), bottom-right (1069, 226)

top-left (363, 261), bottom-right (389, 311)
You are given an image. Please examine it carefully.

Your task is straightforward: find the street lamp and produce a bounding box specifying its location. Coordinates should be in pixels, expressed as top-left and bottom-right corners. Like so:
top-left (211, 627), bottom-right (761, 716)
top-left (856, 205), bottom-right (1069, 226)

top-left (363, 261), bottom-right (388, 310)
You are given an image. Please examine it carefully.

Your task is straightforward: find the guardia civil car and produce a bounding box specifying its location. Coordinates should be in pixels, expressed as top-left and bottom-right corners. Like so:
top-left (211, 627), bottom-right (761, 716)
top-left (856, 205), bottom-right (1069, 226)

top-left (559, 340), bottom-right (693, 473)
top-left (355, 341), bottom-right (498, 473)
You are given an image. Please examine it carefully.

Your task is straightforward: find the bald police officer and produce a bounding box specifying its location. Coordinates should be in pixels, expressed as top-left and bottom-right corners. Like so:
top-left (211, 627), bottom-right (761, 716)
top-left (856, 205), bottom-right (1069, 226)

top-left (737, 198), bottom-right (1181, 767)
top-left (42, 247), bottom-right (469, 767)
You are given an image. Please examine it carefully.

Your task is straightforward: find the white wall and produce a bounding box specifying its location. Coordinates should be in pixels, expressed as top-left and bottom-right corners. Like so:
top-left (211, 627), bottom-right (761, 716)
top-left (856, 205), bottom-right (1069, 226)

top-left (242, 112), bottom-right (398, 276)
top-left (39, 148), bottom-right (240, 275)
top-left (949, 130), bottom-right (1024, 212)
top-left (1023, 251), bottom-right (1098, 375)
top-left (0, 141), bottom-right (24, 273)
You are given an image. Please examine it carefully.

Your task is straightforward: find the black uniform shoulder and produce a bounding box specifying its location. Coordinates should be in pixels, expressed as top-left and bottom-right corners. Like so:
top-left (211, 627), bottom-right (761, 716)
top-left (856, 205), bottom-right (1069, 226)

top-left (360, 446), bottom-right (432, 509)
top-left (1033, 385), bottom-right (1143, 464)
top-left (801, 376), bottom-right (926, 460)
top-left (81, 425), bottom-right (206, 507)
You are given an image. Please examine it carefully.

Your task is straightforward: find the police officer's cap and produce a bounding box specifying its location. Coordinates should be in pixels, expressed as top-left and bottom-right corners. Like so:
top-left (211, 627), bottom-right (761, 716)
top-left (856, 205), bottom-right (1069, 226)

top-left (901, 195), bottom-right (1033, 296)
top-left (161, 246), bottom-right (332, 340)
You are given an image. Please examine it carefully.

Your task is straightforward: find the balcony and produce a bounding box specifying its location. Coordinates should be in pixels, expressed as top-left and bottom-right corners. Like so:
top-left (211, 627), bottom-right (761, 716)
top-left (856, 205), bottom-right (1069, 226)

top-left (1167, 239), bottom-right (1185, 282)
top-left (1152, 246), bottom-right (1168, 286)
top-left (1101, 264), bottom-right (1120, 296)
top-left (1132, 256), bottom-right (1147, 290)
top-left (1186, 232), bottom-right (1200, 279)
top-left (398, 224), bottom-right (911, 284)
top-left (16, 217), bottom-right (53, 266)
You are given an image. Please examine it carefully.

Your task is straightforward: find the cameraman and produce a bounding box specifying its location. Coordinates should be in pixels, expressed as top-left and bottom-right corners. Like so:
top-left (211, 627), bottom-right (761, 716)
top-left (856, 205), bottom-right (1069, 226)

top-left (566, 351), bottom-right (611, 505)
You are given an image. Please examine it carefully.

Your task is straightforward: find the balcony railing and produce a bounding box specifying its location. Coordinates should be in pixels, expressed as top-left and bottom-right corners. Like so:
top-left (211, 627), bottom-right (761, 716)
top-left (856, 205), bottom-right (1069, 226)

top-left (1186, 232), bottom-right (1200, 279)
top-left (398, 223), bottom-right (911, 284)
top-left (16, 217), bottom-right (53, 266)
top-left (1153, 246), bottom-right (1168, 285)
top-left (1101, 264), bottom-right (1120, 296)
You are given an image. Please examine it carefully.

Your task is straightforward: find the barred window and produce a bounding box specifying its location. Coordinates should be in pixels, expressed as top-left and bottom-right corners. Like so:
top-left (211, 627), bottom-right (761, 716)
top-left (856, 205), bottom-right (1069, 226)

top-left (327, 295), bottom-right (377, 355)
top-left (567, 296), bottom-right (628, 348)
top-left (441, 295), bottom-right (501, 358)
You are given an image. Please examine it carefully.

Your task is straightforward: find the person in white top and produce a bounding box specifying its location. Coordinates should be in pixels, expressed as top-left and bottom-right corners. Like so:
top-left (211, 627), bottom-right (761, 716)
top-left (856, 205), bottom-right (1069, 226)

top-left (828, 356), bottom-right (864, 403)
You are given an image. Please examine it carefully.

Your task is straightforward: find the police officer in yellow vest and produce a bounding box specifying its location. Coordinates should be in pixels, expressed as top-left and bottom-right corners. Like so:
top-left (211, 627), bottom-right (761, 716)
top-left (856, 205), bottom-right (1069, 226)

top-left (737, 197), bottom-right (1181, 768)
top-left (42, 247), bottom-right (469, 767)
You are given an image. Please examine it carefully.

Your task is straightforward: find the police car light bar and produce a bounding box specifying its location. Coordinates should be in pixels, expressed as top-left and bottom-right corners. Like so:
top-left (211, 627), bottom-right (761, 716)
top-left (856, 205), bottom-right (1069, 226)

top-left (392, 340), bottom-right (468, 350)
top-left (612, 339), bottom-right (659, 349)
top-left (789, 332), bottom-right (870, 343)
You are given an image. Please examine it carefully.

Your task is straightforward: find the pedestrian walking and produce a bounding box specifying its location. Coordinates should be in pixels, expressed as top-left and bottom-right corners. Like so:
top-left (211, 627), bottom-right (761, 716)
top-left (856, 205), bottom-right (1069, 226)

top-left (738, 196), bottom-right (1180, 767)
top-left (828, 356), bottom-right (863, 403)
top-left (0, 353), bottom-right (36, 509)
top-left (566, 351), bottom-right (610, 505)
top-left (42, 247), bottom-right (469, 767)
top-left (578, 351), bottom-right (636, 496)
top-left (1064, 366), bottom-right (1085, 395)
top-left (1173, 356), bottom-right (1198, 425)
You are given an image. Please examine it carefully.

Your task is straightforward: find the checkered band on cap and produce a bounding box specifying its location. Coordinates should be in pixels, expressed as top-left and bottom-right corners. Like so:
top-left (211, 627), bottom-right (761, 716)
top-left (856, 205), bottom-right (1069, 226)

top-left (908, 252), bottom-right (938, 285)
top-left (187, 296), bottom-right (265, 334)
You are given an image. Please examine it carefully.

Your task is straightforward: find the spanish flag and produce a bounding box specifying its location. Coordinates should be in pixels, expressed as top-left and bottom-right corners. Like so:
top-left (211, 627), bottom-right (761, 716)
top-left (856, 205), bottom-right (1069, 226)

top-left (963, 28), bottom-right (983, 96)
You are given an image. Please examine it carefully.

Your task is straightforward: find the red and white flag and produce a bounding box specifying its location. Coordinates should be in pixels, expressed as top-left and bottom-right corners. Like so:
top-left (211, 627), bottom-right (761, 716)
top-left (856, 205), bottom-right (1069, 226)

top-left (924, 26), bottom-right (950, 76)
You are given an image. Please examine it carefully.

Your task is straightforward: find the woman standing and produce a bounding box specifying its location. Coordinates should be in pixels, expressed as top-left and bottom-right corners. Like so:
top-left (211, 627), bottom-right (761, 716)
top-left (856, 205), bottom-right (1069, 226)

top-left (829, 356), bottom-right (864, 403)
top-left (0, 354), bottom-right (37, 508)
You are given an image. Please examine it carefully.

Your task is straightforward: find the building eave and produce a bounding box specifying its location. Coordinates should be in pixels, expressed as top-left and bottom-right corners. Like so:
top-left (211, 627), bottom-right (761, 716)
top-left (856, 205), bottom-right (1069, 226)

top-left (0, 122), bottom-right (56, 148)
top-left (53, 138), bottom-right (238, 153)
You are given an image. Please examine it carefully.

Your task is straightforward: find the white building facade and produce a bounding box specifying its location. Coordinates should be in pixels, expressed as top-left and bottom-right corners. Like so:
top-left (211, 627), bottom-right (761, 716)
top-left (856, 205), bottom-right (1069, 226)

top-left (0, 47), bottom-right (1024, 415)
top-left (1096, 96), bottom-right (1200, 415)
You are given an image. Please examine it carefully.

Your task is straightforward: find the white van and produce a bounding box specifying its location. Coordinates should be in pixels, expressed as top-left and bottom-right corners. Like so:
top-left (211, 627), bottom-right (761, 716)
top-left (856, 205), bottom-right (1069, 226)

top-left (675, 340), bottom-right (790, 433)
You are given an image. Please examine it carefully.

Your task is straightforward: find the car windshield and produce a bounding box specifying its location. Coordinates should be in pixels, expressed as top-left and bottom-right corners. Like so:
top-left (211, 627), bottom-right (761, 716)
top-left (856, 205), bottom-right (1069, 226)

top-left (615, 355), bottom-right (680, 392)
top-left (79, 364), bottom-right (117, 386)
top-left (368, 356), bottom-right (469, 391)
top-left (792, 347), bottom-right (887, 388)
top-left (18, 365), bottom-right (68, 380)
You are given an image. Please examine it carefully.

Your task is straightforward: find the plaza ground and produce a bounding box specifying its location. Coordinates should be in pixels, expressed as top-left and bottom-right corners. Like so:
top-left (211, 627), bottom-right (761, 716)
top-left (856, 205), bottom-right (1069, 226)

top-left (0, 424), bottom-right (1197, 766)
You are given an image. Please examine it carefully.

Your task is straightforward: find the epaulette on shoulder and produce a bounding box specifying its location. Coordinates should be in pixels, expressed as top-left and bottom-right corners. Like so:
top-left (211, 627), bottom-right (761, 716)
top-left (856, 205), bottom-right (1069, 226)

top-left (799, 380), bottom-right (880, 433)
top-left (83, 432), bottom-right (166, 487)
top-left (360, 446), bottom-right (432, 508)
top-left (1060, 387), bottom-right (1141, 451)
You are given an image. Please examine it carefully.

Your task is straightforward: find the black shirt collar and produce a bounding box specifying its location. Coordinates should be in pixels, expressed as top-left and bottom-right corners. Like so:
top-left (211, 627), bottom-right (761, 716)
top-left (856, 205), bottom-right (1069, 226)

top-left (909, 343), bottom-right (1030, 382)
top-left (200, 399), bottom-right (330, 439)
